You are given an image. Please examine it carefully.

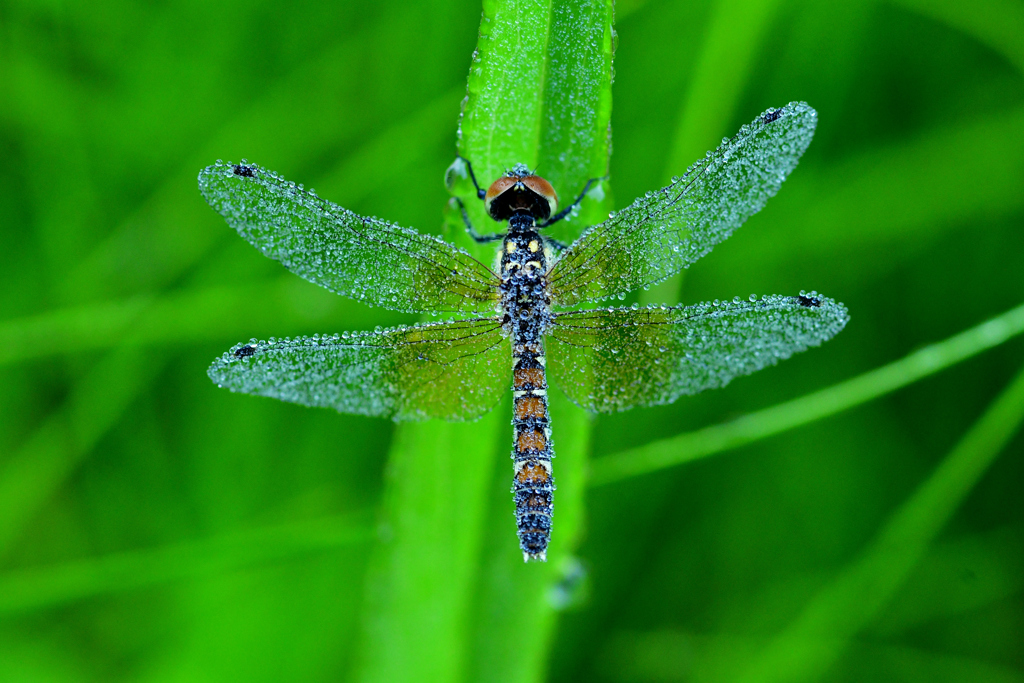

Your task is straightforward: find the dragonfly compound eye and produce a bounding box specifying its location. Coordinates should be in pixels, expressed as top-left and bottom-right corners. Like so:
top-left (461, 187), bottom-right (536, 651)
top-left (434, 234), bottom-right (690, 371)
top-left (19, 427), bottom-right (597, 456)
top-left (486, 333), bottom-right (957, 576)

top-left (484, 170), bottom-right (558, 222)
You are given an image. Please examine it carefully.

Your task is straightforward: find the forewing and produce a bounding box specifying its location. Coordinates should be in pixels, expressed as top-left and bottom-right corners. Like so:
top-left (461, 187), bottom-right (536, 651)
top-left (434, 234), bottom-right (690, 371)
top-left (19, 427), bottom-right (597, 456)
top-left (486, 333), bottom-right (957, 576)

top-left (199, 162), bottom-right (500, 314)
top-left (548, 295), bottom-right (848, 413)
top-left (547, 103), bottom-right (817, 307)
top-left (208, 318), bottom-right (509, 422)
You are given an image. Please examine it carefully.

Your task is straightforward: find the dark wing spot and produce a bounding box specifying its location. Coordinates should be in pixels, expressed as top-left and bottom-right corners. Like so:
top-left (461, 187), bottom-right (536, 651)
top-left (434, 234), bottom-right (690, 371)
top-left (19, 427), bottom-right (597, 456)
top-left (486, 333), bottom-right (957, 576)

top-left (797, 295), bottom-right (821, 307)
top-left (232, 164), bottom-right (255, 178)
top-left (762, 109), bottom-right (783, 124)
top-left (233, 345), bottom-right (257, 358)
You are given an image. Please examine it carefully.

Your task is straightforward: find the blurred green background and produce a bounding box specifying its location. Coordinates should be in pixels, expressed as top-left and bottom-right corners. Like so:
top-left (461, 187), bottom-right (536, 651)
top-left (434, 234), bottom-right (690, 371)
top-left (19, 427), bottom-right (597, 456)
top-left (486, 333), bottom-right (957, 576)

top-left (1, 0), bottom-right (1023, 681)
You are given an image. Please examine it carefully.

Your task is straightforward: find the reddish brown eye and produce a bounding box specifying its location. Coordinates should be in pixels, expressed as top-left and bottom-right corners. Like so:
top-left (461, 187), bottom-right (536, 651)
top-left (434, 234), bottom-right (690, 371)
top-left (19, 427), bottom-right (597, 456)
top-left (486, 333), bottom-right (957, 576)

top-left (484, 176), bottom-right (516, 204)
top-left (521, 175), bottom-right (558, 216)
top-left (484, 173), bottom-right (559, 221)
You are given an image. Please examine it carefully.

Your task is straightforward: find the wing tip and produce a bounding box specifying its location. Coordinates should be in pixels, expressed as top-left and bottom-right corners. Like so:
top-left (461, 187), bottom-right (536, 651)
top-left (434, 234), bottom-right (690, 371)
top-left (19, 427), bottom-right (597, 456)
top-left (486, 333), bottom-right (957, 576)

top-left (751, 102), bottom-right (818, 146)
top-left (197, 159), bottom-right (263, 193)
top-left (786, 292), bottom-right (851, 345)
top-left (761, 101), bottom-right (817, 124)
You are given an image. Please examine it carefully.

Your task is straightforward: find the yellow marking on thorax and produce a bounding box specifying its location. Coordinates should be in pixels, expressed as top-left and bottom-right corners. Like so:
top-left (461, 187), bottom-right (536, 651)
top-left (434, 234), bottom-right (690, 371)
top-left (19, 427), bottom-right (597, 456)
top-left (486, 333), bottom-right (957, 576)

top-left (505, 241), bottom-right (517, 254)
top-left (528, 239), bottom-right (540, 252)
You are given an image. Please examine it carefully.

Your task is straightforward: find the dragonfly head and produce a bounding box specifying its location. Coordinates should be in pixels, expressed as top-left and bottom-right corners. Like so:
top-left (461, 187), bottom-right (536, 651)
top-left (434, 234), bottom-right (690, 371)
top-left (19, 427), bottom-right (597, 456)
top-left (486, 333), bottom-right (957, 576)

top-left (485, 164), bottom-right (558, 222)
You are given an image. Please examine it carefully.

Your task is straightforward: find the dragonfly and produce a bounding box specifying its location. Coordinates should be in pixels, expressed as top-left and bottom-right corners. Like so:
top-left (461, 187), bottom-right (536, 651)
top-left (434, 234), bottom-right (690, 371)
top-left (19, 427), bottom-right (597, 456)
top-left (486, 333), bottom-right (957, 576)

top-left (201, 101), bottom-right (848, 562)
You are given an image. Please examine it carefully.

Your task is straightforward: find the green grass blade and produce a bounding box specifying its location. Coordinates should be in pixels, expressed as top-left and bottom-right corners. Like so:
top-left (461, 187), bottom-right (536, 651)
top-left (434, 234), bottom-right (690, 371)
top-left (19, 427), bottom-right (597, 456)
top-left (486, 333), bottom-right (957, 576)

top-left (664, 0), bottom-right (785, 175)
top-left (0, 280), bottom-right (407, 368)
top-left (644, 0), bottom-right (786, 306)
top-left (0, 513), bottom-right (372, 617)
top-left (874, 526), bottom-right (1024, 636)
top-left (735, 360), bottom-right (1024, 683)
top-left (0, 296), bottom-right (153, 366)
top-left (353, 416), bottom-right (504, 683)
top-left (0, 346), bottom-right (165, 556)
top-left (467, 1), bottom-right (612, 678)
top-left (602, 630), bottom-right (1024, 683)
top-left (892, 0), bottom-right (1024, 75)
top-left (356, 2), bottom-right (613, 682)
top-left (534, 0), bottom-right (616, 246)
top-left (590, 300), bottom-right (1024, 486)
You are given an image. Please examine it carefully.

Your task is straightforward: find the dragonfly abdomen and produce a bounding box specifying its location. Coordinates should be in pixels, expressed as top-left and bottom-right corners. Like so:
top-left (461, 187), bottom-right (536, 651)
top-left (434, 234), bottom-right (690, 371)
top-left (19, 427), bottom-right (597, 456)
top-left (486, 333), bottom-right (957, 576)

top-left (500, 216), bottom-right (556, 562)
top-left (511, 342), bottom-right (554, 562)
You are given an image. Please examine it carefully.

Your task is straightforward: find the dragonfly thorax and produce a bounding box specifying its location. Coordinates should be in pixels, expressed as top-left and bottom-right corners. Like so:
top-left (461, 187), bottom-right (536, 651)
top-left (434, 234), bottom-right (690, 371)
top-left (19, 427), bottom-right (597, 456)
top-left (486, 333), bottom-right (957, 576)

top-left (499, 216), bottom-right (552, 341)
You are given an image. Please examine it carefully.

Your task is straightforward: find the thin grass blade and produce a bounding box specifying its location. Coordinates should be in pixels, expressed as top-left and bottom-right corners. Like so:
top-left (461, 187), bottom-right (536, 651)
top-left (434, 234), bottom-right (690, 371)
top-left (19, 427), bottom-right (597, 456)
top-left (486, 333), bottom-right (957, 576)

top-left (735, 360), bottom-right (1024, 683)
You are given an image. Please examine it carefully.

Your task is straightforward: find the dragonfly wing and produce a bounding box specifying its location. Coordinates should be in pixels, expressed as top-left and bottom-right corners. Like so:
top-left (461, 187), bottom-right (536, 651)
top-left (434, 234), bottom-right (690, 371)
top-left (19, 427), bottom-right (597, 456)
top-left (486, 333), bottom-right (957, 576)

top-left (209, 318), bottom-right (510, 422)
top-left (547, 103), bottom-right (817, 307)
top-left (199, 162), bottom-right (500, 315)
top-left (547, 295), bottom-right (848, 413)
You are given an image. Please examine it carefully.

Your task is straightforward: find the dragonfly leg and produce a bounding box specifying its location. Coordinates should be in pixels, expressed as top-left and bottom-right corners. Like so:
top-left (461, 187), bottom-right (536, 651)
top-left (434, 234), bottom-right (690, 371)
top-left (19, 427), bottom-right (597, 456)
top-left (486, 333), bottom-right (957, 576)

top-left (538, 175), bottom-right (606, 228)
top-left (455, 154), bottom-right (487, 201)
top-left (454, 197), bottom-right (505, 244)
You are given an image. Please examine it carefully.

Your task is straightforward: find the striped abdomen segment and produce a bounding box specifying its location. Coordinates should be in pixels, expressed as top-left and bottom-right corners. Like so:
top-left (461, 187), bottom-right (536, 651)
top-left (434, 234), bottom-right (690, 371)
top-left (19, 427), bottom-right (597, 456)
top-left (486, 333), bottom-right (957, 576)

top-left (512, 341), bottom-right (554, 562)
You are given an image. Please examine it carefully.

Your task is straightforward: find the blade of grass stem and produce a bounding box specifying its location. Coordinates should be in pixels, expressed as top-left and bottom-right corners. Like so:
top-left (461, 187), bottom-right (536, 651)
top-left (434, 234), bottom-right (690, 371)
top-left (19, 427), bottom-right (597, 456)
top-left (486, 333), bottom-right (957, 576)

top-left (873, 525), bottom-right (1024, 636)
top-left (467, 1), bottom-right (611, 680)
top-left (0, 345), bottom-right (164, 556)
top-left (602, 630), bottom-right (1024, 683)
top-left (597, 526), bottom-right (1024, 677)
top-left (891, 0), bottom-right (1024, 75)
top-left (643, 0), bottom-right (784, 306)
top-left (590, 300), bottom-right (1024, 486)
top-left (353, 415), bottom-right (504, 683)
top-left (0, 296), bottom-right (152, 366)
top-left (664, 0), bottom-right (785, 175)
top-left (736, 359), bottom-right (1024, 683)
top-left (356, 2), bottom-right (612, 681)
top-left (0, 512), bottom-right (372, 617)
